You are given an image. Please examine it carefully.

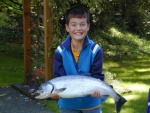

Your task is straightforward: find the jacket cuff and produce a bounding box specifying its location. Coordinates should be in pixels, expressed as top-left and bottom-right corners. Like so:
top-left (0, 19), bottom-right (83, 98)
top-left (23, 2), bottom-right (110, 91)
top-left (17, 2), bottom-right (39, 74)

top-left (93, 74), bottom-right (105, 81)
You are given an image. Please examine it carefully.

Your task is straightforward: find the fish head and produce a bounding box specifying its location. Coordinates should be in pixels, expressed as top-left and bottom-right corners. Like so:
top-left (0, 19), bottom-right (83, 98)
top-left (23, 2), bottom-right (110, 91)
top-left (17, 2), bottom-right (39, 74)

top-left (35, 82), bottom-right (54, 99)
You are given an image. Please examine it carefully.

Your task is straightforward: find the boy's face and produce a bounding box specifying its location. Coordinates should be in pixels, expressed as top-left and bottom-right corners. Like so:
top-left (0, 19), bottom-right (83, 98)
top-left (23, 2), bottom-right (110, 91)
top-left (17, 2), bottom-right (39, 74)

top-left (65, 17), bottom-right (90, 41)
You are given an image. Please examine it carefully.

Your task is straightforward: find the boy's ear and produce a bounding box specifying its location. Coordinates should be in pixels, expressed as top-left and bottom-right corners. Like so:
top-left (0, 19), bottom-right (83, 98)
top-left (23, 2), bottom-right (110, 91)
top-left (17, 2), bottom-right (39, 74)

top-left (65, 24), bottom-right (69, 32)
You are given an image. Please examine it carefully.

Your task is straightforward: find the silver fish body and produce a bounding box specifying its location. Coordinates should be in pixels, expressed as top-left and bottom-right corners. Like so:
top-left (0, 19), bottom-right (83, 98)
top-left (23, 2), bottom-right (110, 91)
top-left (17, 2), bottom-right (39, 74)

top-left (35, 75), bottom-right (127, 113)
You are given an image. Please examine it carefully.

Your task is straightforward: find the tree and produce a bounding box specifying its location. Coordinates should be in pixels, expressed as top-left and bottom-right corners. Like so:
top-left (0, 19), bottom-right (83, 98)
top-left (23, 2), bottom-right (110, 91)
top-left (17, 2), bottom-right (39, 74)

top-left (0, 0), bottom-right (22, 43)
top-left (47, 0), bottom-right (150, 41)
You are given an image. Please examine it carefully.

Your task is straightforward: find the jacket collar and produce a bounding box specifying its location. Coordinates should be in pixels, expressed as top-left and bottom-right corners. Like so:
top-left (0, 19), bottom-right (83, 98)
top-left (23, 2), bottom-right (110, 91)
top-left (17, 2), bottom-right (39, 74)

top-left (62, 35), bottom-right (90, 50)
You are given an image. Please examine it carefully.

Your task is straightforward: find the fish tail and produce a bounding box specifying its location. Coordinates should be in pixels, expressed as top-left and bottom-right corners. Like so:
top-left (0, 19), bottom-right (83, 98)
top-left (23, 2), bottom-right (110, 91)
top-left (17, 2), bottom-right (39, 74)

top-left (115, 93), bottom-right (127, 113)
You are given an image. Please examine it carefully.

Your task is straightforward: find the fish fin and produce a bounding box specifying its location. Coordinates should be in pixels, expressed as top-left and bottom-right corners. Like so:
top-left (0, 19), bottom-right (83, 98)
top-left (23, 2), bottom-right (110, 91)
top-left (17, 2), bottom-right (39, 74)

top-left (109, 85), bottom-right (113, 88)
top-left (54, 88), bottom-right (66, 93)
top-left (115, 94), bottom-right (127, 113)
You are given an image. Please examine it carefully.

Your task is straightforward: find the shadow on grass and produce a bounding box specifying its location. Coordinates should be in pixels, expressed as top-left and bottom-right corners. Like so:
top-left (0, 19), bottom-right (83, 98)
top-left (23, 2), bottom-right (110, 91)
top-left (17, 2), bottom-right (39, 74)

top-left (103, 56), bottom-right (150, 113)
top-left (102, 91), bottom-right (148, 113)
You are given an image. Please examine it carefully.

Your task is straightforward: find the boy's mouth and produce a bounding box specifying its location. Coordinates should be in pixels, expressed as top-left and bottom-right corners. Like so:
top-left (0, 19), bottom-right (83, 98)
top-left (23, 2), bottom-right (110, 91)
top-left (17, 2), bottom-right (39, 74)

top-left (74, 32), bottom-right (83, 35)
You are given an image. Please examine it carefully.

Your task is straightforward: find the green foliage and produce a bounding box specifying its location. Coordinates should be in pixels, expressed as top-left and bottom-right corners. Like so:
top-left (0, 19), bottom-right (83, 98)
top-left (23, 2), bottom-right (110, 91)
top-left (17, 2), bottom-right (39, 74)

top-left (0, 28), bottom-right (23, 43)
top-left (119, 0), bottom-right (150, 38)
top-left (47, 0), bottom-right (150, 49)
top-left (0, 13), bottom-right (9, 27)
top-left (90, 26), bottom-right (150, 60)
top-left (0, 0), bottom-right (23, 43)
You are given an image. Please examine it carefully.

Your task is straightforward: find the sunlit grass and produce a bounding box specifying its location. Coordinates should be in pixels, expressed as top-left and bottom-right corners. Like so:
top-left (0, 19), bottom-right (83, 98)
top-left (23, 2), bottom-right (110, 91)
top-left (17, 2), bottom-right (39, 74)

top-left (102, 56), bottom-right (150, 113)
top-left (101, 27), bottom-right (150, 60)
top-left (127, 83), bottom-right (149, 91)
top-left (109, 27), bottom-right (123, 37)
top-left (102, 82), bottom-right (149, 113)
top-left (135, 68), bottom-right (150, 72)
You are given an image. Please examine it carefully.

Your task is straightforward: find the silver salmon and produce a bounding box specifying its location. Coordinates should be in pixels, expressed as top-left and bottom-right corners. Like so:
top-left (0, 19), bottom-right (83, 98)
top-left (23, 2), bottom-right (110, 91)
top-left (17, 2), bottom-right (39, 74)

top-left (35, 75), bottom-right (127, 113)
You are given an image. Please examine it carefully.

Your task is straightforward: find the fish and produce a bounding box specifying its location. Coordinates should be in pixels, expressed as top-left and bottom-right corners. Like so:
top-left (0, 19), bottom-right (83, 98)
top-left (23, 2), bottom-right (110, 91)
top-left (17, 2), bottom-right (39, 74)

top-left (34, 75), bottom-right (127, 113)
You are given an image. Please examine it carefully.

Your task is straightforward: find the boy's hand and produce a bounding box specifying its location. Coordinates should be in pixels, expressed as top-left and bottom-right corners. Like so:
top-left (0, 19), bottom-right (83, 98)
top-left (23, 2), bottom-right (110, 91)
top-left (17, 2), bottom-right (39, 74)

top-left (51, 94), bottom-right (60, 99)
top-left (91, 91), bottom-right (101, 98)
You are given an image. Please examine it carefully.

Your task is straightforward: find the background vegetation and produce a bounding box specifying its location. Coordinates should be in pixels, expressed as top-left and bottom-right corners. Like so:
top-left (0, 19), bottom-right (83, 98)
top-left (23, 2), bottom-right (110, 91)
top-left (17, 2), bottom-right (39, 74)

top-left (0, 0), bottom-right (150, 113)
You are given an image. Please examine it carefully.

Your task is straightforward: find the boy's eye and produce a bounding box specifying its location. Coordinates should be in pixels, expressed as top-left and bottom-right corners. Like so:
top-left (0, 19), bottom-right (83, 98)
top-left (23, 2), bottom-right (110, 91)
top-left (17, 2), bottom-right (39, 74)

top-left (70, 23), bottom-right (86, 27)
top-left (81, 24), bottom-right (85, 26)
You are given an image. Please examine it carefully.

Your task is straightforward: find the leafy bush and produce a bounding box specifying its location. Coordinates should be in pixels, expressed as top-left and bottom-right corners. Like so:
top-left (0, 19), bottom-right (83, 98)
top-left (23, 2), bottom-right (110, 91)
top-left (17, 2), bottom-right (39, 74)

top-left (0, 12), bottom-right (9, 27)
top-left (0, 28), bottom-right (23, 43)
top-left (91, 26), bottom-right (150, 60)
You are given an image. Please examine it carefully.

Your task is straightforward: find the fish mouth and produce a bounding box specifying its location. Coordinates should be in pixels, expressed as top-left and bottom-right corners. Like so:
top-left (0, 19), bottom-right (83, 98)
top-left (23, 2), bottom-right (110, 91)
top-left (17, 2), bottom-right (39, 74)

top-left (33, 90), bottom-right (50, 99)
top-left (31, 90), bottom-right (43, 98)
top-left (34, 92), bottom-right (48, 99)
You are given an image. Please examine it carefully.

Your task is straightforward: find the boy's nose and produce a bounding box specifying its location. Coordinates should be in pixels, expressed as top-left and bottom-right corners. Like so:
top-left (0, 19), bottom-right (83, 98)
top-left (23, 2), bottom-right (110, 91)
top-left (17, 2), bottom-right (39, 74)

top-left (76, 25), bottom-right (81, 30)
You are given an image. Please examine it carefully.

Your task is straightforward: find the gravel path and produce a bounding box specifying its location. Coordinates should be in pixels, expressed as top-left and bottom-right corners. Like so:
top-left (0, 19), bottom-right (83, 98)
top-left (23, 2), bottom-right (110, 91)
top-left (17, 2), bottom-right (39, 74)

top-left (0, 87), bottom-right (54, 113)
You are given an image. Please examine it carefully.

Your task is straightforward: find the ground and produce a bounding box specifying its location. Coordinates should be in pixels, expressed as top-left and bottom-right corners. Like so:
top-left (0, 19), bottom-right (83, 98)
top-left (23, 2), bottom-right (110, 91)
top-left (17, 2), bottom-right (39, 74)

top-left (0, 87), bottom-right (54, 113)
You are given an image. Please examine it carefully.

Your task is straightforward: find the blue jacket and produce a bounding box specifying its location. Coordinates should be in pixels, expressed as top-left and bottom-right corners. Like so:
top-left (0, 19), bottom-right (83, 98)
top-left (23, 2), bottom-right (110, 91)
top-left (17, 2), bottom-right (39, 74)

top-left (53, 35), bottom-right (106, 109)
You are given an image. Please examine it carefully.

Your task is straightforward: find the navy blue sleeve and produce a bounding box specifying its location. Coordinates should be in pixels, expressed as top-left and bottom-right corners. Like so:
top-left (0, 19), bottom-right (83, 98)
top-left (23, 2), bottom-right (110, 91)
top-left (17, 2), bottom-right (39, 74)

top-left (90, 48), bottom-right (105, 81)
top-left (53, 51), bottom-right (66, 78)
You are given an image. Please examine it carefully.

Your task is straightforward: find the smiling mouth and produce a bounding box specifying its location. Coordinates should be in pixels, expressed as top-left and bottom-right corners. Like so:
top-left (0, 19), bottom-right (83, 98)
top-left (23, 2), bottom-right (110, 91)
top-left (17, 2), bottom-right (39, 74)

top-left (75, 33), bottom-right (83, 35)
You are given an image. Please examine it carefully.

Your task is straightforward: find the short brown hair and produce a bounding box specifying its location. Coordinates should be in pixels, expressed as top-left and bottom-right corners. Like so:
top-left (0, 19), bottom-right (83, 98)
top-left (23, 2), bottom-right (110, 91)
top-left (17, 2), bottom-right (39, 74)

top-left (65, 5), bottom-right (90, 24)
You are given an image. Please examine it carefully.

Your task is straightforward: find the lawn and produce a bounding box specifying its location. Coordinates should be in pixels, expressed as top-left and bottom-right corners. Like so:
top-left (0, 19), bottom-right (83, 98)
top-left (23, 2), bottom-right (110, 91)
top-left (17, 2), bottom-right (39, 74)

top-left (0, 54), bottom-right (24, 86)
top-left (101, 56), bottom-right (150, 113)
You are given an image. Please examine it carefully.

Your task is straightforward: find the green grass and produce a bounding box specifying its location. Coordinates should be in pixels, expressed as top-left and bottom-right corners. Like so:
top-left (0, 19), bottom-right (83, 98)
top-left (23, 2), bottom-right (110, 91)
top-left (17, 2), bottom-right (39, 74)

top-left (44, 100), bottom-right (60, 113)
top-left (0, 54), bottom-right (24, 86)
top-left (101, 56), bottom-right (150, 113)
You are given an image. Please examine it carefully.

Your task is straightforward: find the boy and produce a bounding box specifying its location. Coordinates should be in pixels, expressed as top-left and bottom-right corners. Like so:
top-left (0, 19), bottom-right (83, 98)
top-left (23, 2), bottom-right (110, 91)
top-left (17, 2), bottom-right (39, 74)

top-left (52, 5), bottom-right (106, 113)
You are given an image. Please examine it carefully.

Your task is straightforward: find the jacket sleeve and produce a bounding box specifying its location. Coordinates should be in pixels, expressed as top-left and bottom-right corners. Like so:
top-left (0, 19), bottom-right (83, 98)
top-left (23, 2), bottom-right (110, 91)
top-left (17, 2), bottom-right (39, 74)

top-left (90, 48), bottom-right (105, 81)
top-left (53, 51), bottom-right (66, 78)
